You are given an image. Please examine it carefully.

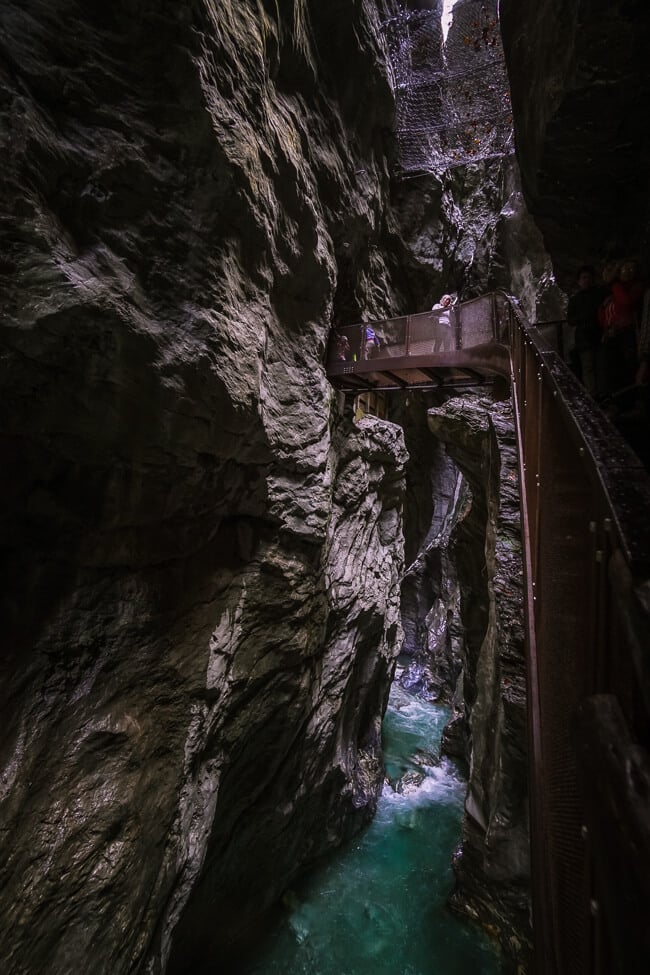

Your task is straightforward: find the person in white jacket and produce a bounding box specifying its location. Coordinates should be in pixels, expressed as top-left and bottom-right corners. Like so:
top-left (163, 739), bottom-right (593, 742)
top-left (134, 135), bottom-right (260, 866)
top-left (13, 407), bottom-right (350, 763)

top-left (431, 294), bottom-right (455, 351)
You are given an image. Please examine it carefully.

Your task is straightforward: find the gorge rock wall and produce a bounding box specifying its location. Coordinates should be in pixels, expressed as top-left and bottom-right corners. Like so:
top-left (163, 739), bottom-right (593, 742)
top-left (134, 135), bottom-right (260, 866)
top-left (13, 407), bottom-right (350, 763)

top-left (0, 2), bottom-right (408, 972)
top-left (395, 390), bottom-right (531, 968)
top-left (389, 391), bottom-right (466, 704)
top-left (380, 0), bottom-right (564, 323)
top-left (500, 0), bottom-right (650, 288)
top-left (430, 397), bottom-right (530, 968)
top-left (0, 0), bottom-right (579, 971)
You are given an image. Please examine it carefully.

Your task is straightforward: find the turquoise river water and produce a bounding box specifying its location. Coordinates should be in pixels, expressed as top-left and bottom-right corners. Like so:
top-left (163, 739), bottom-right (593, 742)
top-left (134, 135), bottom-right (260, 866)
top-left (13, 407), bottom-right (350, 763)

top-left (236, 682), bottom-right (504, 975)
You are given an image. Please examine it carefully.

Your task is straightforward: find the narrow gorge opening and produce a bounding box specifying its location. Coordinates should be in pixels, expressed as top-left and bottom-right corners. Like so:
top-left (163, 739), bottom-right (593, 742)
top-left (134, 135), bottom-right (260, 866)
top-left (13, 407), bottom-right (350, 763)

top-left (2, 1), bottom-right (649, 974)
top-left (227, 687), bottom-right (502, 975)
top-left (213, 383), bottom-right (523, 975)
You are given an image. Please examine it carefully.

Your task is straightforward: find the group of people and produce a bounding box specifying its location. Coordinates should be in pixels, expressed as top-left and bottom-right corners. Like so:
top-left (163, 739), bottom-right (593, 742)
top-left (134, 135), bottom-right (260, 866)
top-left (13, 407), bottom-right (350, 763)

top-left (334, 267), bottom-right (649, 408)
top-left (567, 259), bottom-right (650, 410)
top-left (332, 326), bottom-right (380, 362)
top-left (332, 297), bottom-right (456, 364)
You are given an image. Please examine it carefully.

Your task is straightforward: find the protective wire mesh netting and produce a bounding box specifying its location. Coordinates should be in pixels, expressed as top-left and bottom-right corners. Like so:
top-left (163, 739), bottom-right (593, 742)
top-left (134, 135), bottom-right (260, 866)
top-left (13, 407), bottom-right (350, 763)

top-left (380, 0), bottom-right (514, 173)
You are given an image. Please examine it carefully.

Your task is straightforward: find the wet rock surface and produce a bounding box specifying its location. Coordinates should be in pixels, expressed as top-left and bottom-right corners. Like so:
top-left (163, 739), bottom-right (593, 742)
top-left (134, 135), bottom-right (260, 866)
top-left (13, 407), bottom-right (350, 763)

top-left (389, 390), bottom-right (463, 703)
top-left (166, 415), bottom-right (408, 974)
top-left (396, 390), bottom-right (530, 969)
top-left (0, 2), bottom-right (407, 972)
top-left (381, 114), bottom-right (563, 325)
top-left (380, 0), bottom-right (563, 324)
top-left (432, 395), bottom-right (530, 969)
top-left (0, 1), bottom-right (572, 972)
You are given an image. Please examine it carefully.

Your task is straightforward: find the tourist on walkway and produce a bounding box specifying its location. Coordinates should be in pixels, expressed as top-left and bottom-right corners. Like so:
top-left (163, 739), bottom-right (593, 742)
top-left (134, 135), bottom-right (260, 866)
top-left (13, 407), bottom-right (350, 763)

top-left (566, 265), bottom-right (605, 396)
top-left (431, 294), bottom-right (455, 352)
top-left (364, 324), bottom-right (381, 359)
top-left (333, 333), bottom-right (351, 361)
top-left (598, 258), bottom-right (645, 397)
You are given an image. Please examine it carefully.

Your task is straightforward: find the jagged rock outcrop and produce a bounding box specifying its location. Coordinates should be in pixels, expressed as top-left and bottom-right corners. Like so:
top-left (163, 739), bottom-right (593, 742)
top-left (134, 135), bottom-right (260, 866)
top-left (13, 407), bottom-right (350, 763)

top-left (388, 390), bottom-right (466, 703)
top-left (380, 0), bottom-right (564, 323)
top-left (0, 2), bottom-right (408, 972)
top-left (0, 0), bottom-right (585, 971)
top-left (426, 394), bottom-right (531, 968)
top-left (395, 388), bottom-right (530, 968)
top-left (166, 415), bottom-right (407, 973)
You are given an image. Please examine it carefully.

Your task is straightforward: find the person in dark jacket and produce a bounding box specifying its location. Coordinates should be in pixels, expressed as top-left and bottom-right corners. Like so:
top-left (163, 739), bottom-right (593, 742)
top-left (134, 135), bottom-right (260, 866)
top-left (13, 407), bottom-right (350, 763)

top-left (566, 265), bottom-right (606, 395)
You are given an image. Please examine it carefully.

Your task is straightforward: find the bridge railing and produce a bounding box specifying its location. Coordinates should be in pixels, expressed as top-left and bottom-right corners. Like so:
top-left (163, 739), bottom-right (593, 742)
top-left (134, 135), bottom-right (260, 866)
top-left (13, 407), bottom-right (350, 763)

top-left (326, 292), bottom-right (508, 369)
top-left (506, 295), bottom-right (650, 975)
top-left (327, 292), bottom-right (650, 972)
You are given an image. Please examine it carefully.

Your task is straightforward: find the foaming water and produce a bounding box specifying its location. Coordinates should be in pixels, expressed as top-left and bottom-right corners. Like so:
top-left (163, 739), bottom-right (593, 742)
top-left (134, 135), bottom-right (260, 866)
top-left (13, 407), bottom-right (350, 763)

top-left (235, 683), bottom-right (503, 975)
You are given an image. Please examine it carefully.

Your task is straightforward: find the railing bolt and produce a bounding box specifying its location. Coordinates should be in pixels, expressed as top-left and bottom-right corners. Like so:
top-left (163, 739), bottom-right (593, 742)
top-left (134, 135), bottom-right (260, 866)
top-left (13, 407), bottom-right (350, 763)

top-left (596, 550), bottom-right (603, 563)
top-left (581, 824), bottom-right (588, 840)
top-left (590, 899), bottom-right (599, 917)
top-left (579, 447), bottom-right (585, 457)
top-left (552, 390), bottom-right (558, 398)
top-left (603, 518), bottom-right (612, 533)
top-left (589, 521), bottom-right (596, 533)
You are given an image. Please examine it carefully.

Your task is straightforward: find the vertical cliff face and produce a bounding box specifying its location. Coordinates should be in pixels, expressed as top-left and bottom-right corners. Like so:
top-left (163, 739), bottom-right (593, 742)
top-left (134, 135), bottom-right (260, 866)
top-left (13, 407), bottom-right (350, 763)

top-left (388, 391), bottom-right (465, 703)
top-left (1, 0), bottom-right (582, 970)
top-left (0, 2), bottom-right (409, 972)
top-left (394, 390), bottom-right (530, 968)
top-left (379, 0), bottom-right (564, 323)
top-left (428, 398), bottom-right (530, 967)
top-left (500, 0), bottom-right (650, 285)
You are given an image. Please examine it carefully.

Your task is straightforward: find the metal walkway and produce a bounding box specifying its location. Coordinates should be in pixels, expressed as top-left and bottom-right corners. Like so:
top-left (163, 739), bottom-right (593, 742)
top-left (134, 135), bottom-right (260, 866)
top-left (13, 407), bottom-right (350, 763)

top-left (326, 294), bottom-right (510, 393)
top-left (327, 292), bottom-right (650, 975)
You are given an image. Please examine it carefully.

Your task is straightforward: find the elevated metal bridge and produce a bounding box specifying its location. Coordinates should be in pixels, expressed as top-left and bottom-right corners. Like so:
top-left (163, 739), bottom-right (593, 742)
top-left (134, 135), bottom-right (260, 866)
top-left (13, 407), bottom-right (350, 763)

top-left (327, 293), bottom-right (510, 393)
top-left (327, 292), bottom-right (650, 975)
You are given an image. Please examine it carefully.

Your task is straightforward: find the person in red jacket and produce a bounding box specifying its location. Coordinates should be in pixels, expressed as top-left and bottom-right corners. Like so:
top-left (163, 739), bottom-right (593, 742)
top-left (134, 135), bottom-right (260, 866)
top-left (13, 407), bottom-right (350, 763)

top-left (599, 259), bottom-right (645, 397)
top-left (600, 259), bottom-right (645, 331)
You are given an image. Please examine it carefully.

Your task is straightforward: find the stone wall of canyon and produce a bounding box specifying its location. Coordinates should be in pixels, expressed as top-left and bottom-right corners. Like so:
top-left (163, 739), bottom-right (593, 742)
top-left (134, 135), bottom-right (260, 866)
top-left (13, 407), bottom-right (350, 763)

top-left (0, 1), bottom-right (562, 971)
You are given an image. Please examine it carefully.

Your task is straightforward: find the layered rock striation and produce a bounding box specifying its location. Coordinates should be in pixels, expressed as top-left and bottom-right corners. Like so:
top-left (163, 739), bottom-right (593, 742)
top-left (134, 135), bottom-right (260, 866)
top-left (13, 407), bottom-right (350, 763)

top-left (379, 0), bottom-right (563, 323)
top-left (396, 390), bottom-right (530, 969)
top-left (0, 0), bottom-right (573, 970)
top-left (0, 1), bottom-right (408, 972)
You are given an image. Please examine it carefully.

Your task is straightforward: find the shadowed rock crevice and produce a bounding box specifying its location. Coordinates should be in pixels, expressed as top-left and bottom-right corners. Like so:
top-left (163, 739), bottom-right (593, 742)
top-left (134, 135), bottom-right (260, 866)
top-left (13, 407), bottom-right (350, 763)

top-left (500, 0), bottom-right (650, 287)
top-left (395, 391), bottom-right (531, 969)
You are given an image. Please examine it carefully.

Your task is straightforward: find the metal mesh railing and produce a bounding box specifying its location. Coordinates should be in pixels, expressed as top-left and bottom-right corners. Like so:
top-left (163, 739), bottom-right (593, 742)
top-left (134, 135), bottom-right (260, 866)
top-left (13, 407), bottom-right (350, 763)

top-left (380, 1), bottom-right (514, 173)
top-left (509, 298), bottom-right (650, 975)
top-left (328, 294), bottom-right (650, 973)
top-left (326, 294), bottom-right (504, 372)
